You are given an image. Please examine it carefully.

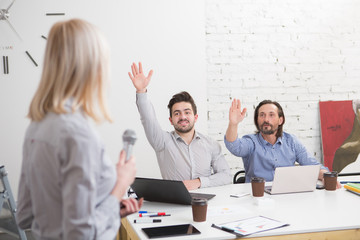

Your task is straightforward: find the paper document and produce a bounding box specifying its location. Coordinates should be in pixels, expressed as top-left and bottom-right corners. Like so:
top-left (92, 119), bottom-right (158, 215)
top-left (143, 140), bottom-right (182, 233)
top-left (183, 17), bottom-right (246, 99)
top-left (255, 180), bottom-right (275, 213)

top-left (230, 192), bottom-right (250, 198)
top-left (212, 216), bottom-right (289, 237)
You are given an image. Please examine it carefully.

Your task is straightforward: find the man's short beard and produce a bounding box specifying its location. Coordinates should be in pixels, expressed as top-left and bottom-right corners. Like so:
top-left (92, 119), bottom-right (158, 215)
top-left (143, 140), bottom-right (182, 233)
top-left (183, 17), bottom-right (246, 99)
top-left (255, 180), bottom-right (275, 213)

top-left (260, 129), bottom-right (275, 135)
top-left (173, 119), bottom-right (195, 134)
top-left (260, 123), bottom-right (277, 135)
top-left (174, 125), bottom-right (194, 133)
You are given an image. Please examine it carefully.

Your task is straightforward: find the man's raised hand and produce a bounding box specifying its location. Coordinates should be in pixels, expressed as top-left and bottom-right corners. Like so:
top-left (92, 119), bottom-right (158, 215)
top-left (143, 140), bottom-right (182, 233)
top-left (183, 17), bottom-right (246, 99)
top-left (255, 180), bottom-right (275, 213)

top-left (229, 99), bottom-right (247, 125)
top-left (128, 62), bottom-right (153, 93)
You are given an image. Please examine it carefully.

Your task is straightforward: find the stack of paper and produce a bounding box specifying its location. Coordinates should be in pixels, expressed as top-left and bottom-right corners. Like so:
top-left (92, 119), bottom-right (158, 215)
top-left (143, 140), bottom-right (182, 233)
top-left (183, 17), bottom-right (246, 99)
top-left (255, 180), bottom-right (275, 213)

top-left (344, 183), bottom-right (360, 195)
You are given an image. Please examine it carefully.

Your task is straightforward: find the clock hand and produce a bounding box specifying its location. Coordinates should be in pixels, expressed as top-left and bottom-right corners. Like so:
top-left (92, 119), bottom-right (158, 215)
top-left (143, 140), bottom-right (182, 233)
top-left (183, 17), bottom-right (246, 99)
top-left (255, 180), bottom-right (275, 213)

top-left (0, 0), bottom-right (22, 40)
top-left (0, 0), bottom-right (15, 19)
top-left (6, 0), bottom-right (16, 12)
top-left (4, 17), bottom-right (22, 41)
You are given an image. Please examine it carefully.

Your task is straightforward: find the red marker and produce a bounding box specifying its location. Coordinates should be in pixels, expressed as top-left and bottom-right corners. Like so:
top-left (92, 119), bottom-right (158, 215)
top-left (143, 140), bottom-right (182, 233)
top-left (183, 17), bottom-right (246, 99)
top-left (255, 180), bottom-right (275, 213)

top-left (139, 212), bottom-right (170, 217)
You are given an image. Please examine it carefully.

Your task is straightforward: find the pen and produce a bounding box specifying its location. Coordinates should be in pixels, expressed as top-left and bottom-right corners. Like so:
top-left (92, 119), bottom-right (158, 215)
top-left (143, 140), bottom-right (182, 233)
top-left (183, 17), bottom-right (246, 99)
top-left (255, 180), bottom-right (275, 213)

top-left (139, 212), bottom-right (168, 217)
top-left (139, 211), bottom-right (152, 213)
top-left (340, 181), bottom-right (360, 184)
top-left (134, 218), bottom-right (162, 223)
top-left (221, 226), bottom-right (235, 233)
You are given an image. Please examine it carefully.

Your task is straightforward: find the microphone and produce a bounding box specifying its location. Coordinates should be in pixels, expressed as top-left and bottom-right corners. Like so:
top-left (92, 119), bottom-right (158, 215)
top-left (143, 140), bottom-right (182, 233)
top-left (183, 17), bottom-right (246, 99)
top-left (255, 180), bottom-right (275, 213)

top-left (122, 129), bottom-right (137, 161)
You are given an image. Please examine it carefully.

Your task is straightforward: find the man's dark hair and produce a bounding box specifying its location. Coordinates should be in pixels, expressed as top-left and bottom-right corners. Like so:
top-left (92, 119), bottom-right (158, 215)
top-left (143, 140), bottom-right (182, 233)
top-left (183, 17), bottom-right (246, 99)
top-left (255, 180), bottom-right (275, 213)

top-left (167, 91), bottom-right (197, 117)
top-left (254, 100), bottom-right (285, 138)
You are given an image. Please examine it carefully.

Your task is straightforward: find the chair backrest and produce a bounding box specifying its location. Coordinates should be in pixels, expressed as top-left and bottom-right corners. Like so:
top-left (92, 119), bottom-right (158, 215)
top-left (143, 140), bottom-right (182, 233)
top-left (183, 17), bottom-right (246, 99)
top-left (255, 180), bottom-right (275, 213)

top-left (233, 170), bottom-right (246, 184)
top-left (0, 165), bottom-right (28, 240)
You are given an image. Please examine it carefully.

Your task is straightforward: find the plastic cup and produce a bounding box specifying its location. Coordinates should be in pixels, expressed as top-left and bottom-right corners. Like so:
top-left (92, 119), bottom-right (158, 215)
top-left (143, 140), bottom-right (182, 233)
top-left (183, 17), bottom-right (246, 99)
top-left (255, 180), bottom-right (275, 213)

top-left (251, 177), bottom-right (265, 197)
top-left (324, 171), bottom-right (337, 191)
top-left (191, 198), bottom-right (207, 222)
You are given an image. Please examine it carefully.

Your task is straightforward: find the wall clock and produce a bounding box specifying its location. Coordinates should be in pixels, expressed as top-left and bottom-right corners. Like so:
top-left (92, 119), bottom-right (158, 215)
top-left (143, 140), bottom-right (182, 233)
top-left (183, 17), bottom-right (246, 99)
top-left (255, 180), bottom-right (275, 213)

top-left (0, 0), bottom-right (65, 75)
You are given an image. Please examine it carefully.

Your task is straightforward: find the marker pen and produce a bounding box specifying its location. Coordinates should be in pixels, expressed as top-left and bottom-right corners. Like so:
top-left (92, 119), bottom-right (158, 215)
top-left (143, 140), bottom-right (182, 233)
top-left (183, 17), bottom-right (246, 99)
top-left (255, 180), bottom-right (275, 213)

top-left (139, 211), bottom-right (151, 214)
top-left (139, 212), bottom-right (168, 217)
top-left (133, 218), bottom-right (162, 223)
top-left (340, 181), bottom-right (360, 184)
top-left (149, 214), bottom-right (171, 217)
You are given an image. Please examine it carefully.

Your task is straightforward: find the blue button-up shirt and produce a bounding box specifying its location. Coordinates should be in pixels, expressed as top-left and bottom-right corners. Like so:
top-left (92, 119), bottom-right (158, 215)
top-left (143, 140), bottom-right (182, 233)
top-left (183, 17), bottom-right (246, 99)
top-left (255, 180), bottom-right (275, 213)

top-left (224, 132), bottom-right (327, 182)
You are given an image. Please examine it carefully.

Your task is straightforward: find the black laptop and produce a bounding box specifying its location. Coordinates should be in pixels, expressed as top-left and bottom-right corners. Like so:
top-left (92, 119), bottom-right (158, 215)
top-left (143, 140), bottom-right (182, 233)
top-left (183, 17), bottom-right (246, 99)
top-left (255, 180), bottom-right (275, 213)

top-left (130, 177), bottom-right (216, 205)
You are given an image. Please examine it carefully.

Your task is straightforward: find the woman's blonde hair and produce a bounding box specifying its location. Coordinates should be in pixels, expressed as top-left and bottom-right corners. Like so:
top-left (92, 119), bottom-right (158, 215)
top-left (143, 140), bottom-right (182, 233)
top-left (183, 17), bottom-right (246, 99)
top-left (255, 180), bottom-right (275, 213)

top-left (28, 18), bottom-right (112, 122)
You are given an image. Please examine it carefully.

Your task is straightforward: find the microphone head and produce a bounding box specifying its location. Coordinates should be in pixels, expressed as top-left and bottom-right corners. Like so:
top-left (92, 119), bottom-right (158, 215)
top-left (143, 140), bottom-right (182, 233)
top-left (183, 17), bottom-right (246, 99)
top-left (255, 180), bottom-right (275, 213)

top-left (122, 129), bottom-right (137, 145)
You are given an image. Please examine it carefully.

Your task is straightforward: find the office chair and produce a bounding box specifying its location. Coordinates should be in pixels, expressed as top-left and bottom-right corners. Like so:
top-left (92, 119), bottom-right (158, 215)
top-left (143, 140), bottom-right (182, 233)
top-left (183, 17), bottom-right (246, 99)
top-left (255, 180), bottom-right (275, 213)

top-left (0, 165), bottom-right (27, 240)
top-left (233, 170), bottom-right (246, 184)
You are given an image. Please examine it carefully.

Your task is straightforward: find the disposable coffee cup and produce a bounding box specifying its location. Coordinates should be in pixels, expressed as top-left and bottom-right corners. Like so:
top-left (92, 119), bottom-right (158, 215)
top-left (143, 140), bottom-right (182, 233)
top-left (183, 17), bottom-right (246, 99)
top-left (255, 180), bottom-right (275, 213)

top-left (251, 177), bottom-right (265, 197)
top-left (324, 171), bottom-right (337, 191)
top-left (191, 198), bottom-right (207, 222)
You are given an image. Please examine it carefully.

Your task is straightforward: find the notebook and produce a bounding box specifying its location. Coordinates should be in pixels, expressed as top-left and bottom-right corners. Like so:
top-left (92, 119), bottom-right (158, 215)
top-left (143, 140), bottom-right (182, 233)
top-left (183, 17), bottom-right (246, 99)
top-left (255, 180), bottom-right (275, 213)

top-left (130, 177), bottom-right (216, 205)
top-left (264, 165), bottom-right (320, 195)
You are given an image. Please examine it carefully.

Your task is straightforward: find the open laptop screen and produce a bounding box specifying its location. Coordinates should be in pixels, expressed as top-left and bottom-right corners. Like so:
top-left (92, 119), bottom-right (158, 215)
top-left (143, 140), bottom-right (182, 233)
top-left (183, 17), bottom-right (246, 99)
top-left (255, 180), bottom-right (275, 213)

top-left (265, 165), bottom-right (320, 195)
top-left (131, 177), bottom-right (215, 205)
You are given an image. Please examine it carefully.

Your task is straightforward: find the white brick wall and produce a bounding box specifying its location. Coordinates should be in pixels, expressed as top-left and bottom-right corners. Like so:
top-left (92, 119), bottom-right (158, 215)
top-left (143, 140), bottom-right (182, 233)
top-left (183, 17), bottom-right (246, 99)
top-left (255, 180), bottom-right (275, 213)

top-left (205, 0), bottom-right (360, 174)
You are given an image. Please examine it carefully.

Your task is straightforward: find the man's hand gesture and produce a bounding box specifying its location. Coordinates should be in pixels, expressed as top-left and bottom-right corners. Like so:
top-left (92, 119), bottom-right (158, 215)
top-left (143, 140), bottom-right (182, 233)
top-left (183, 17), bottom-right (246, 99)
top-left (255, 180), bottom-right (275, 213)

top-left (229, 99), bottom-right (247, 125)
top-left (226, 99), bottom-right (247, 142)
top-left (128, 62), bottom-right (153, 93)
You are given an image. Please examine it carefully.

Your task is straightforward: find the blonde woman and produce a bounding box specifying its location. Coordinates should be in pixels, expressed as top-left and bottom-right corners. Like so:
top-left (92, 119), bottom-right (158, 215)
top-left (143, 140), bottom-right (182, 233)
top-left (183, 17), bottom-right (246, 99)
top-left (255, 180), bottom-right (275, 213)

top-left (16, 19), bottom-right (142, 239)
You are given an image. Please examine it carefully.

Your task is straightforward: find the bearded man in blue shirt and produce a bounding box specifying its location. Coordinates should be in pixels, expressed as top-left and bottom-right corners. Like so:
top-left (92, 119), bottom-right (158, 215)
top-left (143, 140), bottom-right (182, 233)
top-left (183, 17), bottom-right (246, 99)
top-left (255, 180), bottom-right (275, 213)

top-left (224, 99), bottom-right (341, 188)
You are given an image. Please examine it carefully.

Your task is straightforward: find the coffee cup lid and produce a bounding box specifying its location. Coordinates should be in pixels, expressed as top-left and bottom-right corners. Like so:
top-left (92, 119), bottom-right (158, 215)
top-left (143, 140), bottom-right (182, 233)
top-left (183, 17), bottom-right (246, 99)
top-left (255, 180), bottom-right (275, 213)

top-left (251, 177), bottom-right (265, 183)
top-left (191, 198), bottom-right (207, 205)
top-left (324, 171), bottom-right (338, 177)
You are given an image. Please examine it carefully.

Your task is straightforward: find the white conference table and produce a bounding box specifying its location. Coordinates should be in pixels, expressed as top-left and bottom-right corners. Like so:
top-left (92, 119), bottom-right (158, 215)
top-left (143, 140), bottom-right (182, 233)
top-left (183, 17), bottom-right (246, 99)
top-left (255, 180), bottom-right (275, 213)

top-left (120, 176), bottom-right (360, 240)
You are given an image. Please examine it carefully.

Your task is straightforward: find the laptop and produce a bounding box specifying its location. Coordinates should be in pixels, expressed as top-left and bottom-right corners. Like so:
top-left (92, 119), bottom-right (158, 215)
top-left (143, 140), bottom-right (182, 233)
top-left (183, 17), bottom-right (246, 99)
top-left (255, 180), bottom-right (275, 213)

top-left (130, 177), bottom-right (216, 205)
top-left (264, 165), bottom-right (320, 195)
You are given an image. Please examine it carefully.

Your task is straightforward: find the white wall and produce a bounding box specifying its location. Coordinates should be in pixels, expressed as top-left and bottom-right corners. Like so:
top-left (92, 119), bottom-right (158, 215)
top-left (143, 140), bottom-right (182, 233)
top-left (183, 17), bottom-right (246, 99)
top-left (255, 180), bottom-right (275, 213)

top-left (0, 0), bottom-right (206, 199)
top-left (206, 0), bottom-right (360, 172)
top-left (2, 0), bottom-right (360, 199)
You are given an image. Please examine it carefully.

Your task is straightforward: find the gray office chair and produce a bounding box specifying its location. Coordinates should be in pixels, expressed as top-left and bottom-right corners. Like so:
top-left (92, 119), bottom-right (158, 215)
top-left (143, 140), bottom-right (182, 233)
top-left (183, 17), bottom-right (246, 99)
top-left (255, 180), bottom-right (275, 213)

top-left (233, 170), bottom-right (246, 184)
top-left (0, 165), bottom-right (27, 240)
